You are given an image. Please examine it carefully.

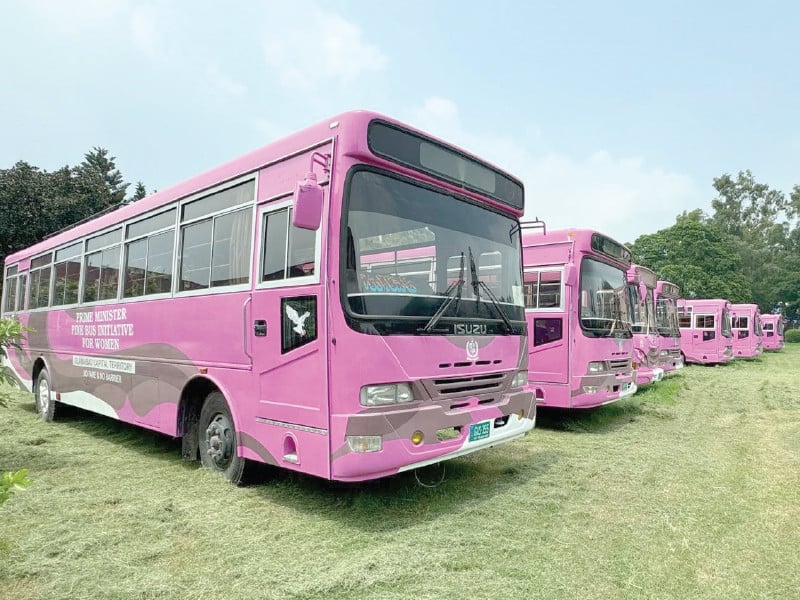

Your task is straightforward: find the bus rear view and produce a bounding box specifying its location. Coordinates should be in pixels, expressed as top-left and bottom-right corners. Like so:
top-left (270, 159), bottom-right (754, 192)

top-left (760, 314), bottom-right (784, 351)
top-left (730, 303), bottom-right (763, 358)
top-left (677, 299), bottom-right (734, 364)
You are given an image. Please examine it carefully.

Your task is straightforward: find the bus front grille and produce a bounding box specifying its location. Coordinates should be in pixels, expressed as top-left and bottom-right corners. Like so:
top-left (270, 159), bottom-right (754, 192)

top-left (427, 372), bottom-right (509, 399)
top-left (608, 359), bottom-right (631, 372)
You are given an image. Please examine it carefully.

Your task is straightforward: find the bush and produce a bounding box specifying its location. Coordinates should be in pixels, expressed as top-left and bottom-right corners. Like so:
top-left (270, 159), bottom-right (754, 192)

top-left (1, 317), bottom-right (27, 407)
top-left (1, 470), bottom-right (31, 507)
top-left (785, 329), bottom-right (800, 343)
top-left (1, 317), bottom-right (31, 506)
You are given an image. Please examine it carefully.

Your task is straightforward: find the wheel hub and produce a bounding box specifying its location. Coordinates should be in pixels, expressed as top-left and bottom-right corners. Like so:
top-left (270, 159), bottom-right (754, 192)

top-left (38, 379), bottom-right (50, 416)
top-left (205, 414), bottom-right (233, 469)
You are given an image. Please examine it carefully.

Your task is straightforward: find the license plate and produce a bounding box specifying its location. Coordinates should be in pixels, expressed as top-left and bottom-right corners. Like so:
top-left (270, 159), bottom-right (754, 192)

top-left (469, 420), bottom-right (491, 442)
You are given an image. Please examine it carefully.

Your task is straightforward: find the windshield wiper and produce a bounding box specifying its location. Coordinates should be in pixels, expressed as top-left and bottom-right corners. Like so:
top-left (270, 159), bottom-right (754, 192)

top-left (468, 247), bottom-right (514, 334)
top-left (420, 252), bottom-right (465, 333)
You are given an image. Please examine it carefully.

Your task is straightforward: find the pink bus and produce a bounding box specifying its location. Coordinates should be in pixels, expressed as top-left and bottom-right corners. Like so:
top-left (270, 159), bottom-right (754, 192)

top-left (760, 314), bottom-right (784, 351)
top-left (1, 111), bottom-right (536, 484)
top-left (730, 303), bottom-right (763, 358)
top-left (625, 264), bottom-right (664, 386)
top-left (653, 281), bottom-right (684, 373)
top-left (677, 299), bottom-right (734, 364)
top-left (521, 226), bottom-right (637, 409)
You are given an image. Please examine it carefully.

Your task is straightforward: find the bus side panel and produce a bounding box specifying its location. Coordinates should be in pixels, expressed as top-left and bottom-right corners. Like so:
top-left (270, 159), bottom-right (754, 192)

top-left (16, 293), bottom-right (253, 434)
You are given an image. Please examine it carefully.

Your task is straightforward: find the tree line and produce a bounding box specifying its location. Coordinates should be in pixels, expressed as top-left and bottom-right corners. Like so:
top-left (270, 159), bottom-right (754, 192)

top-left (628, 171), bottom-right (800, 322)
top-left (1, 151), bottom-right (798, 320)
top-left (0, 148), bottom-right (146, 300)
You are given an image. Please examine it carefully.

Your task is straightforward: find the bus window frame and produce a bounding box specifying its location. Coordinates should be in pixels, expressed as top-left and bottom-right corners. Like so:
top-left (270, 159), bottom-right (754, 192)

top-left (174, 174), bottom-right (258, 299)
top-left (256, 196), bottom-right (323, 291)
top-left (522, 266), bottom-right (565, 313)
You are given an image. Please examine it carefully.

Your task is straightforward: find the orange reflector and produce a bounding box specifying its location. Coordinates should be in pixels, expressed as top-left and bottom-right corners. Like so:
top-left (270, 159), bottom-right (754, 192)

top-left (411, 430), bottom-right (424, 445)
top-left (199, 367), bottom-right (208, 374)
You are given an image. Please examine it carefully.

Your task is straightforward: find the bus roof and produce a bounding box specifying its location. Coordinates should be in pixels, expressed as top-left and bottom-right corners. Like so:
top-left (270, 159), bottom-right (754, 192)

top-left (5, 110), bottom-right (523, 266)
top-left (521, 227), bottom-right (630, 268)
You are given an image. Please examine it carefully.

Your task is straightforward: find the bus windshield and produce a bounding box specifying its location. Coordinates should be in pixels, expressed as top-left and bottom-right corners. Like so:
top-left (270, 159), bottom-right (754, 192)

top-left (656, 298), bottom-right (680, 336)
top-left (579, 258), bottom-right (631, 338)
top-left (342, 169), bottom-right (524, 335)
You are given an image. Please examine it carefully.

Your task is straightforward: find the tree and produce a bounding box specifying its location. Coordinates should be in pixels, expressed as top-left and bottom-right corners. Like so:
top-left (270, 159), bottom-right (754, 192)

top-left (1, 151), bottom-right (135, 298)
top-left (129, 181), bottom-right (147, 203)
top-left (710, 171), bottom-right (798, 315)
top-left (80, 147), bottom-right (129, 204)
top-left (629, 219), bottom-right (750, 301)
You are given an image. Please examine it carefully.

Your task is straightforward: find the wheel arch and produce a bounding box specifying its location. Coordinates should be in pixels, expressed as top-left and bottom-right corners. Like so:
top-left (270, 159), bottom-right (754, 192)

top-left (177, 375), bottom-right (241, 461)
top-left (31, 356), bottom-right (50, 389)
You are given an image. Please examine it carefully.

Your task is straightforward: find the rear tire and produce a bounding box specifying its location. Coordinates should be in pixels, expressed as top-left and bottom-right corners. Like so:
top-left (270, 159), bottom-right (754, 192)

top-left (198, 391), bottom-right (247, 485)
top-left (34, 369), bottom-right (56, 422)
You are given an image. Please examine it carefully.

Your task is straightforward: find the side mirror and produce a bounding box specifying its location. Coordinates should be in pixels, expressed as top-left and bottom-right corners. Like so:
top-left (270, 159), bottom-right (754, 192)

top-left (564, 264), bottom-right (578, 288)
top-left (292, 172), bottom-right (323, 231)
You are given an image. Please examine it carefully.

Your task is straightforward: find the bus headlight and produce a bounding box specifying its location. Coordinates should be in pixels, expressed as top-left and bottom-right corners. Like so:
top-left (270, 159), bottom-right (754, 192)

top-left (511, 371), bottom-right (528, 388)
top-left (660, 350), bottom-right (668, 357)
top-left (587, 361), bottom-right (606, 373)
top-left (360, 383), bottom-right (414, 407)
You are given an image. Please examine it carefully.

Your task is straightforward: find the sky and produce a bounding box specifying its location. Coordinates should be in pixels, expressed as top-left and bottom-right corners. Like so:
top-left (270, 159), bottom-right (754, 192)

top-left (1, 0), bottom-right (798, 244)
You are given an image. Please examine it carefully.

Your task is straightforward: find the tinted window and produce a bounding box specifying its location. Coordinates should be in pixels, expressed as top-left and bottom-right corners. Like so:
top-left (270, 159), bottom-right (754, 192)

top-left (534, 317), bottom-right (563, 346)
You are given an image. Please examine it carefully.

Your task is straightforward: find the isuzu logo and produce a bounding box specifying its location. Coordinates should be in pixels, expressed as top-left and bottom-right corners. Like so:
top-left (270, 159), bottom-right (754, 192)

top-left (454, 323), bottom-right (487, 335)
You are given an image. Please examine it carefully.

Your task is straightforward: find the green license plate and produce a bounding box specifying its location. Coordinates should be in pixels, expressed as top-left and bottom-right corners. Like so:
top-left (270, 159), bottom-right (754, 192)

top-left (469, 421), bottom-right (491, 442)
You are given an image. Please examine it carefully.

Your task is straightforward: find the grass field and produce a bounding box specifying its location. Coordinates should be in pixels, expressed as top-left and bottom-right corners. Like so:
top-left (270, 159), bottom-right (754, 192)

top-left (2, 347), bottom-right (799, 599)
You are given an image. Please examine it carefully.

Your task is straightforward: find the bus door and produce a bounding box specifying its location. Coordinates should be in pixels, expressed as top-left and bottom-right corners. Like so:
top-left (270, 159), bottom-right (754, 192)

top-left (248, 152), bottom-right (331, 475)
top-left (693, 313), bottom-right (715, 354)
top-left (524, 268), bottom-right (568, 384)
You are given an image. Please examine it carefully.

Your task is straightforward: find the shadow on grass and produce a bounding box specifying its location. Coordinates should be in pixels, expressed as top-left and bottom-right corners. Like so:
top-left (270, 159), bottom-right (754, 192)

top-left (39, 403), bottom-right (185, 462)
top-left (535, 399), bottom-right (645, 434)
top-left (18, 400), bottom-right (561, 529)
top-left (249, 447), bottom-right (561, 533)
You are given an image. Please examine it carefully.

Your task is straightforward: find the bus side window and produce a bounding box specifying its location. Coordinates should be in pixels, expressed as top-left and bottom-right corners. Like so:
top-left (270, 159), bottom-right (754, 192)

top-left (262, 207), bottom-right (317, 282)
top-left (28, 253), bottom-right (53, 310)
top-left (538, 270), bottom-right (561, 308)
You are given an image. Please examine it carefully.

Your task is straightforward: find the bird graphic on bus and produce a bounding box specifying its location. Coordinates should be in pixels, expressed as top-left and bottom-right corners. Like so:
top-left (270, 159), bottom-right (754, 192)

top-left (285, 305), bottom-right (311, 336)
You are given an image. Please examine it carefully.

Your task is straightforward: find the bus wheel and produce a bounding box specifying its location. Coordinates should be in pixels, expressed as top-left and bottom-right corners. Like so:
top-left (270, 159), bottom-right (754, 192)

top-left (198, 391), bottom-right (246, 485)
top-left (34, 369), bottom-right (56, 422)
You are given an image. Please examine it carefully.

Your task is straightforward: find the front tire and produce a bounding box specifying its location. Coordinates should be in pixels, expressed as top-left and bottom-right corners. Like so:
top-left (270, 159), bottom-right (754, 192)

top-left (198, 391), bottom-right (247, 485)
top-left (34, 369), bottom-right (56, 422)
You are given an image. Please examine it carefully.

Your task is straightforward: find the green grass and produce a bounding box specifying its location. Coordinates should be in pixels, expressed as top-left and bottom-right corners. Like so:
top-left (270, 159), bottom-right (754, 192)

top-left (2, 347), bottom-right (800, 599)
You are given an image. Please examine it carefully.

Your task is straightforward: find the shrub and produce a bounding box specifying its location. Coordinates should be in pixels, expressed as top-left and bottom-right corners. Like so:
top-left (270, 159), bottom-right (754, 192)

top-left (785, 328), bottom-right (800, 343)
top-left (1, 317), bottom-right (31, 506)
top-left (1, 470), bottom-right (31, 507)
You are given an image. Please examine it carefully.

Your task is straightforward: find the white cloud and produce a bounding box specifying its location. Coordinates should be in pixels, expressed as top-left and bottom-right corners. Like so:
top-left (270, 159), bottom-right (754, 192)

top-left (406, 97), bottom-right (702, 243)
top-left (262, 4), bottom-right (387, 88)
top-left (129, 5), bottom-right (161, 60)
top-left (522, 151), bottom-right (698, 244)
top-left (206, 64), bottom-right (247, 97)
top-left (26, 0), bottom-right (129, 33)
